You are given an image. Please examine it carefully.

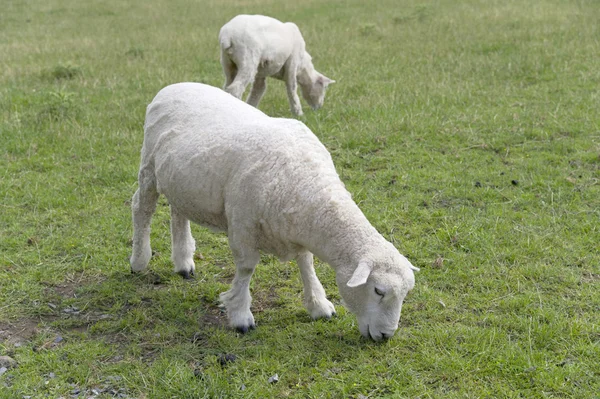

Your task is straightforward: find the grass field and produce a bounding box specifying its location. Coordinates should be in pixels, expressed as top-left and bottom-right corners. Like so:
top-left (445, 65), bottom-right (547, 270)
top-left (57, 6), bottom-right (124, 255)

top-left (1, 0), bottom-right (599, 397)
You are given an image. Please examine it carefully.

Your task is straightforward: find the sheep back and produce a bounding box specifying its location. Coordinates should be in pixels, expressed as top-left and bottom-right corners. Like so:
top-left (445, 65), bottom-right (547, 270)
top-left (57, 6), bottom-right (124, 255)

top-left (141, 82), bottom-right (348, 260)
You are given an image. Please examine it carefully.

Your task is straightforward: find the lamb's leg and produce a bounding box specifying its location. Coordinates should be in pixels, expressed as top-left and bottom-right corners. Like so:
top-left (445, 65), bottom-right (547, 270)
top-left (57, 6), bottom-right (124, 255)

top-left (170, 207), bottom-right (196, 279)
top-left (224, 53), bottom-right (258, 100)
top-left (297, 251), bottom-right (336, 319)
top-left (246, 77), bottom-right (267, 108)
top-left (130, 169), bottom-right (159, 272)
top-left (220, 50), bottom-right (237, 89)
top-left (220, 234), bottom-right (260, 333)
top-left (284, 64), bottom-right (303, 116)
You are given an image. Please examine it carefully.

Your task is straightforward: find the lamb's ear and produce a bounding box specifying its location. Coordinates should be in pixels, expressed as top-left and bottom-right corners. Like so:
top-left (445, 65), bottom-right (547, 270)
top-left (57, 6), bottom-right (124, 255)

top-left (347, 261), bottom-right (372, 287)
top-left (317, 75), bottom-right (335, 87)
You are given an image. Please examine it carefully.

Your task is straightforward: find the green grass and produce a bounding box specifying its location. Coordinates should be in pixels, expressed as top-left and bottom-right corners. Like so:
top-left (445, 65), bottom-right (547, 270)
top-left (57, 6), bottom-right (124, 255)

top-left (1, 0), bottom-right (599, 397)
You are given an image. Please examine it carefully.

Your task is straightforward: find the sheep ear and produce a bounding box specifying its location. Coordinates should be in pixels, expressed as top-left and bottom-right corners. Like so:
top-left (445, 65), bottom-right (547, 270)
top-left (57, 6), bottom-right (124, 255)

top-left (400, 254), bottom-right (420, 272)
top-left (318, 75), bottom-right (335, 87)
top-left (347, 261), bottom-right (372, 287)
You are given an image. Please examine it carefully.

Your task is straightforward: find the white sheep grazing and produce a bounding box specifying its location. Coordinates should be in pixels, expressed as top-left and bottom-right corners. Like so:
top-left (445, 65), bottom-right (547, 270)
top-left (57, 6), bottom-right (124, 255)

top-left (130, 83), bottom-right (418, 341)
top-left (219, 14), bottom-right (335, 116)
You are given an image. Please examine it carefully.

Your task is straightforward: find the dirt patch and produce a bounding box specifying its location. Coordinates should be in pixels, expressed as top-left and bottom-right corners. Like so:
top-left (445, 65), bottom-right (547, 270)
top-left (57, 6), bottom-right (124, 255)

top-left (0, 318), bottom-right (56, 346)
top-left (250, 285), bottom-right (278, 313)
top-left (43, 270), bottom-right (106, 300)
top-left (199, 307), bottom-right (227, 329)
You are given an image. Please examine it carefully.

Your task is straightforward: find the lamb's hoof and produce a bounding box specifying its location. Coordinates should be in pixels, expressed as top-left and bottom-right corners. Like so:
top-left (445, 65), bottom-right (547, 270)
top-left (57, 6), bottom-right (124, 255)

top-left (177, 269), bottom-right (195, 279)
top-left (235, 324), bottom-right (256, 334)
top-left (130, 266), bottom-right (141, 274)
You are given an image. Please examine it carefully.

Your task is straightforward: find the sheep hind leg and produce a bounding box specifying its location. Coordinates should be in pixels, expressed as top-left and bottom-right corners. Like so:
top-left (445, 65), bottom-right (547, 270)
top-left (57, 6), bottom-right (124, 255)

top-left (170, 207), bottom-right (196, 279)
top-left (297, 251), bottom-right (336, 319)
top-left (220, 236), bottom-right (260, 333)
top-left (224, 54), bottom-right (258, 100)
top-left (130, 172), bottom-right (159, 272)
top-left (246, 76), bottom-right (267, 108)
top-left (220, 50), bottom-right (237, 89)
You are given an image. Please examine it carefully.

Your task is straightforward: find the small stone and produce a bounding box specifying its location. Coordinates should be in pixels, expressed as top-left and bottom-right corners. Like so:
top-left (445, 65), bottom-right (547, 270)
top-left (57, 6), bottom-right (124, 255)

top-left (0, 356), bottom-right (17, 369)
top-left (0, 367), bottom-right (8, 376)
top-left (47, 303), bottom-right (57, 310)
top-left (54, 336), bottom-right (64, 344)
top-left (268, 374), bottom-right (279, 384)
top-left (191, 332), bottom-right (206, 344)
top-left (240, 384), bottom-right (246, 391)
top-left (218, 353), bottom-right (237, 367)
top-left (63, 306), bottom-right (80, 315)
top-left (511, 179), bottom-right (519, 186)
top-left (48, 372), bottom-right (56, 378)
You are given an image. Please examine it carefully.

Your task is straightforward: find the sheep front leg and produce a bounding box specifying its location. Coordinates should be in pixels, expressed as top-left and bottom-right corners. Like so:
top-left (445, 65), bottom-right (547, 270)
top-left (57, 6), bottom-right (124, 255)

top-left (284, 64), bottom-right (303, 116)
top-left (220, 236), bottom-right (260, 333)
top-left (297, 251), bottom-right (336, 319)
top-left (130, 171), bottom-right (159, 272)
top-left (170, 207), bottom-right (196, 279)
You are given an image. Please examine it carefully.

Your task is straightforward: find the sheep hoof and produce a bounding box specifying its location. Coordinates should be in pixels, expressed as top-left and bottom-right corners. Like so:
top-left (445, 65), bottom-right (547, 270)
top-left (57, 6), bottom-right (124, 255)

top-left (177, 270), bottom-right (195, 279)
top-left (235, 324), bottom-right (255, 334)
top-left (322, 312), bottom-right (336, 320)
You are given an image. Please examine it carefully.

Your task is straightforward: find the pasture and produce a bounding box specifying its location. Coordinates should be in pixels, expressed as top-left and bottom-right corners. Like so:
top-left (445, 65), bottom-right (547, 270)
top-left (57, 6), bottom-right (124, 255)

top-left (1, 0), bottom-right (599, 397)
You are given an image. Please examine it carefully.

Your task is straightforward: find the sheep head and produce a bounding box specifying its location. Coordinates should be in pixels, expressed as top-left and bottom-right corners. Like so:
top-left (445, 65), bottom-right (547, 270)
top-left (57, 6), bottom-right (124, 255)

top-left (298, 52), bottom-right (334, 110)
top-left (336, 244), bottom-right (418, 341)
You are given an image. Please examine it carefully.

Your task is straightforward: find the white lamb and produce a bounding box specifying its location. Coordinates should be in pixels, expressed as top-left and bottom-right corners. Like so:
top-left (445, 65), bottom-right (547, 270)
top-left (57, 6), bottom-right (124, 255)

top-left (130, 83), bottom-right (418, 341)
top-left (219, 14), bottom-right (334, 116)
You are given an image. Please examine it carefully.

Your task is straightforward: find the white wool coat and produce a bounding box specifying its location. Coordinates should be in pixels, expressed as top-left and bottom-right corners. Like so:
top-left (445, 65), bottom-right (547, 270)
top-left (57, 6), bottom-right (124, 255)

top-left (142, 83), bottom-right (364, 264)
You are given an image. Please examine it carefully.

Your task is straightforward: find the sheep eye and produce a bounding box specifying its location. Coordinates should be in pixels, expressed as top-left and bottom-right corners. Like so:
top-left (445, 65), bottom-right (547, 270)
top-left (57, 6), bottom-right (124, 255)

top-left (374, 287), bottom-right (385, 297)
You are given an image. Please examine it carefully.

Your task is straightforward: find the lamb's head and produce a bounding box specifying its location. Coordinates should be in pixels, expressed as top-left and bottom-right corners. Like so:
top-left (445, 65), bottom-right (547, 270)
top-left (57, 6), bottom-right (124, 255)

top-left (298, 52), bottom-right (335, 110)
top-left (336, 245), bottom-right (418, 341)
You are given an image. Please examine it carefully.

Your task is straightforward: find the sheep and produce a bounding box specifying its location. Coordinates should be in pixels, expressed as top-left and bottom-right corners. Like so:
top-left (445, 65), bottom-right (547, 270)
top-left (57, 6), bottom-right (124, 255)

top-left (218, 14), bottom-right (335, 116)
top-left (130, 82), bottom-right (418, 341)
